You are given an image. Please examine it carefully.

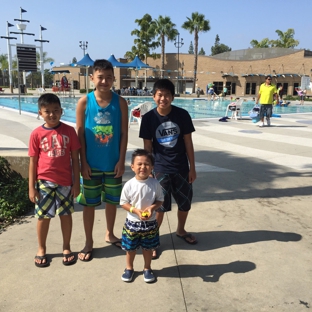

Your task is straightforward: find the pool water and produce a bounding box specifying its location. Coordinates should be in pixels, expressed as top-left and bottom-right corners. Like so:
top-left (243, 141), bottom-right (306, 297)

top-left (1, 96), bottom-right (311, 123)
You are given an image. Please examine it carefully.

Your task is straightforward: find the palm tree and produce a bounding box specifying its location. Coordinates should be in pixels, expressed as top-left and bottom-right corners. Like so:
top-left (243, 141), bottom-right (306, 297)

top-left (130, 14), bottom-right (159, 62)
top-left (271, 29), bottom-right (299, 48)
top-left (250, 38), bottom-right (271, 48)
top-left (150, 15), bottom-right (178, 77)
top-left (124, 46), bottom-right (144, 61)
top-left (182, 12), bottom-right (210, 93)
top-left (36, 51), bottom-right (54, 68)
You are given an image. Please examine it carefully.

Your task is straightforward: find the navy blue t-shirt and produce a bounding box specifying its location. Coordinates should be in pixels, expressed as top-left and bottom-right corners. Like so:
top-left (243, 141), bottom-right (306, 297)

top-left (139, 105), bottom-right (195, 173)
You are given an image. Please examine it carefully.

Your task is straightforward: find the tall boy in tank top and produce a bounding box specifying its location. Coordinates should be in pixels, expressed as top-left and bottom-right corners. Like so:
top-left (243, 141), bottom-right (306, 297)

top-left (76, 59), bottom-right (128, 261)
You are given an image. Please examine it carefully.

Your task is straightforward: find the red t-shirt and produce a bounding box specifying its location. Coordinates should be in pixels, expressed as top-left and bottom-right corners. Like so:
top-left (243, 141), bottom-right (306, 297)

top-left (28, 122), bottom-right (81, 186)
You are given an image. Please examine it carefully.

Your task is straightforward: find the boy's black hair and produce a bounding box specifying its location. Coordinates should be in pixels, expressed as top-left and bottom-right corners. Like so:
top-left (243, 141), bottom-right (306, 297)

top-left (38, 93), bottom-right (61, 108)
top-left (93, 59), bottom-right (114, 75)
top-left (265, 75), bottom-right (272, 80)
top-left (152, 79), bottom-right (175, 97)
top-left (131, 148), bottom-right (154, 166)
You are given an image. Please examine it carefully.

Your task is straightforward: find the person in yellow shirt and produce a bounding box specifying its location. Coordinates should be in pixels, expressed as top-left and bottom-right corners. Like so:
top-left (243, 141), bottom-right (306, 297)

top-left (256, 75), bottom-right (278, 127)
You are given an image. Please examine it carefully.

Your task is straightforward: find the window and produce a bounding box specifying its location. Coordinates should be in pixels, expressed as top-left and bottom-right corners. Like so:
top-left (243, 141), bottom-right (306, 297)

top-left (213, 81), bottom-right (223, 95)
top-left (245, 83), bottom-right (251, 94)
top-left (293, 83), bottom-right (299, 96)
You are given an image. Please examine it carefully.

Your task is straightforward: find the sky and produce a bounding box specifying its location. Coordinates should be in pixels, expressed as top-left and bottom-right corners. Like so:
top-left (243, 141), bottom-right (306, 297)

top-left (1, 0), bottom-right (312, 69)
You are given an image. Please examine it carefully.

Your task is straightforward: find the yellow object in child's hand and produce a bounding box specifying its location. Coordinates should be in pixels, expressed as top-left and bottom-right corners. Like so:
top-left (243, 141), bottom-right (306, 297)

top-left (141, 212), bottom-right (149, 217)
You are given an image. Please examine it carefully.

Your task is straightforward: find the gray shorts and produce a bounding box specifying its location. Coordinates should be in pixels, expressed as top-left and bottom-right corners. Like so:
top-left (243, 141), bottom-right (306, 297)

top-left (259, 104), bottom-right (273, 119)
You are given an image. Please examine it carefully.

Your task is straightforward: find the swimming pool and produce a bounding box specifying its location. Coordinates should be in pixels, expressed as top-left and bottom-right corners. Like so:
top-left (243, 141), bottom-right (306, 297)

top-left (1, 96), bottom-right (311, 123)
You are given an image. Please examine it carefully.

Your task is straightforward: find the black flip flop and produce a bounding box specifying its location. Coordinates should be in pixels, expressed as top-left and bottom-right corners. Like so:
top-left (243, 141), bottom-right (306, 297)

top-left (176, 233), bottom-right (198, 245)
top-left (78, 250), bottom-right (93, 262)
top-left (62, 253), bottom-right (76, 266)
top-left (34, 255), bottom-right (49, 268)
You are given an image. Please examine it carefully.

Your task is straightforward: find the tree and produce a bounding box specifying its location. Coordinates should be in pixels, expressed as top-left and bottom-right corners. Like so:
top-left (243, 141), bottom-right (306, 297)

top-left (188, 41), bottom-right (194, 54)
top-left (72, 57), bottom-right (77, 63)
top-left (210, 34), bottom-right (231, 56)
top-left (182, 12), bottom-right (210, 93)
top-left (150, 15), bottom-right (178, 77)
top-left (127, 14), bottom-right (160, 62)
top-left (36, 51), bottom-right (54, 68)
top-left (250, 29), bottom-right (299, 48)
top-left (250, 38), bottom-right (271, 48)
top-left (198, 48), bottom-right (205, 55)
top-left (271, 28), bottom-right (299, 48)
top-left (26, 69), bottom-right (53, 88)
top-left (124, 46), bottom-right (145, 61)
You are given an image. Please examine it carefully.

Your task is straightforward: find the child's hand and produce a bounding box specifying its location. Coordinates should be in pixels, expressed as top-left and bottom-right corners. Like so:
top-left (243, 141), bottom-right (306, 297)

top-left (141, 207), bottom-right (152, 220)
top-left (29, 188), bottom-right (40, 204)
top-left (71, 183), bottom-right (80, 198)
top-left (81, 162), bottom-right (91, 180)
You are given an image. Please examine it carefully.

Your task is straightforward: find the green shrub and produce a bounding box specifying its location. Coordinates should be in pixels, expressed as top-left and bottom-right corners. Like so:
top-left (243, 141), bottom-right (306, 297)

top-left (0, 157), bottom-right (32, 230)
top-left (79, 88), bottom-right (94, 93)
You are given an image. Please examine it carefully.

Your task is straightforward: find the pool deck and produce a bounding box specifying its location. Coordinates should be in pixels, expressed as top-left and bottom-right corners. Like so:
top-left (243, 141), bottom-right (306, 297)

top-left (0, 107), bottom-right (312, 311)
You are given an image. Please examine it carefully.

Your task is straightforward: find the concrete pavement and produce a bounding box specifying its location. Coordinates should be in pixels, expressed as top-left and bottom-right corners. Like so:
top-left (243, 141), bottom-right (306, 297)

top-left (0, 106), bottom-right (312, 311)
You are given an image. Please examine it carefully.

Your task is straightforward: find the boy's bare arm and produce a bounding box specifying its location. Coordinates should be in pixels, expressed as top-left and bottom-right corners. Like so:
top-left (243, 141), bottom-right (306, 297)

top-left (184, 133), bottom-right (197, 183)
top-left (76, 96), bottom-right (91, 179)
top-left (115, 97), bottom-right (128, 178)
top-left (71, 149), bottom-right (81, 198)
top-left (29, 156), bottom-right (39, 203)
top-left (143, 139), bottom-right (153, 153)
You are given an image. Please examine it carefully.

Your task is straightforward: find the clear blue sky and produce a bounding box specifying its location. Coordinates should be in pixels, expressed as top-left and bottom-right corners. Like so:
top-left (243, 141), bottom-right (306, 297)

top-left (1, 0), bottom-right (312, 68)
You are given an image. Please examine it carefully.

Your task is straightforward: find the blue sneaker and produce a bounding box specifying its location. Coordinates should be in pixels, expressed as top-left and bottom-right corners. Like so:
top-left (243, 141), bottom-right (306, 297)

top-left (143, 269), bottom-right (155, 283)
top-left (121, 269), bottom-right (134, 282)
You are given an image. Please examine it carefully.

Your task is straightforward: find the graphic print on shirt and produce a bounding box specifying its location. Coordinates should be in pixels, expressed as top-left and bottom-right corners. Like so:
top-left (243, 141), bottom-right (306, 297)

top-left (40, 134), bottom-right (69, 157)
top-left (156, 121), bottom-right (180, 147)
top-left (93, 110), bottom-right (113, 145)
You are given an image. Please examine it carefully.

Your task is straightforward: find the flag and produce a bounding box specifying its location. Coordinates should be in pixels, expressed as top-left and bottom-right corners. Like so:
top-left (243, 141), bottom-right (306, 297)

top-left (7, 22), bottom-right (14, 27)
top-left (41, 26), bottom-right (47, 31)
top-left (21, 8), bottom-right (27, 13)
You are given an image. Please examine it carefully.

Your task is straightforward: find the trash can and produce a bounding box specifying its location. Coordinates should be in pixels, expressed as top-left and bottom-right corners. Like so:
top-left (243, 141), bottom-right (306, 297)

top-left (20, 84), bottom-right (25, 94)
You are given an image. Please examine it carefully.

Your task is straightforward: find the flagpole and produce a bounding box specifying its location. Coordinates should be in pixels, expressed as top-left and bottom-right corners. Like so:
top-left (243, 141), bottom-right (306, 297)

top-left (6, 22), bottom-right (14, 93)
top-left (39, 26), bottom-right (44, 88)
top-left (20, 7), bottom-right (26, 86)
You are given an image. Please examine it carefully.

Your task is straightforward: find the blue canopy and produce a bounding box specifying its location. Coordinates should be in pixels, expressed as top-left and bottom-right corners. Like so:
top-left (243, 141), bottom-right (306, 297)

top-left (50, 69), bottom-right (70, 74)
top-left (107, 54), bottom-right (128, 68)
top-left (75, 53), bottom-right (94, 67)
top-left (126, 56), bottom-right (152, 69)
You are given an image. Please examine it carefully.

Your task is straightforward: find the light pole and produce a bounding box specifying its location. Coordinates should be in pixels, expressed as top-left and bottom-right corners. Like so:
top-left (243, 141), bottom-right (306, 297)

top-left (174, 32), bottom-right (183, 94)
top-left (79, 41), bottom-right (88, 56)
top-left (79, 41), bottom-right (88, 89)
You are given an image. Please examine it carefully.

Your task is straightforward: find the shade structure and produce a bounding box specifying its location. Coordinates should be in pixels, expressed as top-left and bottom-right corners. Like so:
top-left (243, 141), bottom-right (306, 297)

top-left (126, 56), bottom-right (152, 69)
top-left (124, 56), bottom-right (152, 87)
top-left (76, 53), bottom-right (94, 66)
top-left (107, 54), bottom-right (129, 68)
top-left (50, 69), bottom-right (70, 75)
top-left (72, 53), bottom-right (95, 93)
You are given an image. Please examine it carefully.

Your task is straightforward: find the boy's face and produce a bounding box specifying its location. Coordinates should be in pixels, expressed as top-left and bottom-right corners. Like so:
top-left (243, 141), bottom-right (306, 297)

top-left (39, 103), bottom-right (62, 128)
top-left (91, 69), bottom-right (114, 92)
top-left (153, 88), bottom-right (174, 111)
top-left (131, 155), bottom-right (153, 180)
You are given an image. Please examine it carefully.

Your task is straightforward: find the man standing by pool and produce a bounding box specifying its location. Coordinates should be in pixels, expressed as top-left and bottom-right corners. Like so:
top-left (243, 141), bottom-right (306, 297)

top-left (256, 75), bottom-right (278, 127)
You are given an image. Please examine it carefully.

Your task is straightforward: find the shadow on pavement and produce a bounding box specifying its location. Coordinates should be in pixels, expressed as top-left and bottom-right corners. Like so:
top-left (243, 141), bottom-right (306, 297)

top-left (157, 260), bottom-right (256, 282)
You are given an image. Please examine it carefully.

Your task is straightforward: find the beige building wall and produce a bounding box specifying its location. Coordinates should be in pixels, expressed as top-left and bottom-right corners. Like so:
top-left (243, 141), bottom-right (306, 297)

top-left (52, 49), bottom-right (312, 96)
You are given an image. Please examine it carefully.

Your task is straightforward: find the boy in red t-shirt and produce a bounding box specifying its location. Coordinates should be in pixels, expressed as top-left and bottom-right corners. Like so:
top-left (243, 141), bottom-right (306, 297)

top-left (28, 93), bottom-right (81, 267)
